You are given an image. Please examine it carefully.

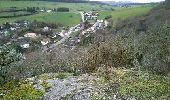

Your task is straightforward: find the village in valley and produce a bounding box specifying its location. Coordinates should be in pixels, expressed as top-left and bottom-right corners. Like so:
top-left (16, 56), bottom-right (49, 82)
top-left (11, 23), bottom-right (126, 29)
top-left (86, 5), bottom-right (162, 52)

top-left (1, 0), bottom-right (169, 100)
top-left (0, 10), bottom-right (111, 52)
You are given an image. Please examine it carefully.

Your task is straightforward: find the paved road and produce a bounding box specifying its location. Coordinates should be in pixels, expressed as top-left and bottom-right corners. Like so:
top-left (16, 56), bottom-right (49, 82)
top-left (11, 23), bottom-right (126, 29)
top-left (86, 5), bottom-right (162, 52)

top-left (47, 24), bottom-right (80, 50)
top-left (45, 12), bottom-right (96, 51)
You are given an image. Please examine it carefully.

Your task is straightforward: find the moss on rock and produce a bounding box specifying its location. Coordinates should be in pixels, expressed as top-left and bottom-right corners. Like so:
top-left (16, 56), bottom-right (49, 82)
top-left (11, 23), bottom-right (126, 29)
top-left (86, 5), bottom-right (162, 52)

top-left (1, 80), bottom-right (44, 100)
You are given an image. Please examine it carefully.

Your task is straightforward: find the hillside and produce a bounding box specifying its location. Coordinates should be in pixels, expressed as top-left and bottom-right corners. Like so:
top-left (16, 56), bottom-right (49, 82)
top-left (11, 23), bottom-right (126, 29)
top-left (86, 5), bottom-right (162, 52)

top-left (0, 0), bottom-right (170, 100)
top-left (0, 1), bottom-right (153, 26)
top-left (0, 1), bottom-right (114, 26)
top-left (114, 1), bottom-right (170, 75)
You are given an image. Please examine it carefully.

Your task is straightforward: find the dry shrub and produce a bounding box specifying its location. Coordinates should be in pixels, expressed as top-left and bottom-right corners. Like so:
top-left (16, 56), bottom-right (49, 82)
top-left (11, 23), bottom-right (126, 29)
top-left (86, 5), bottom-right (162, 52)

top-left (85, 43), bottom-right (113, 73)
top-left (8, 34), bottom-right (135, 80)
top-left (83, 36), bottom-right (135, 79)
top-left (13, 46), bottom-right (89, 78)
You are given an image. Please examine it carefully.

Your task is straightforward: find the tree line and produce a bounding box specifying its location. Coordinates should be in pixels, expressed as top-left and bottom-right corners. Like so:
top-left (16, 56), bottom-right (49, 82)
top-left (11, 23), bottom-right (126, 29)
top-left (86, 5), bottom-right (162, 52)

top-left (6, 0), bottom-right (90, 3)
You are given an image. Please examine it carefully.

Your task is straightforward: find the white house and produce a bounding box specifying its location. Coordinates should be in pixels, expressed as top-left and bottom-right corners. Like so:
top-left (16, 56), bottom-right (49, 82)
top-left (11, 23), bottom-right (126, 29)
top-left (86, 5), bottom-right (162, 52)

top-left (104, 20), bottom-right (109, 27)
top-left (77, 39), bottom-right (80, 43)
top-left (6, 42), bottom-right (12, 45)
top-left (20, 43), bottom-right (30, 49)
top-left (83, 11), bottom-right (99, 21)
top-left (10, 27), bottom-right (16, 31)
top-left (24, 33), bottom-right (37, 39)
top-left (41, 38), bottom-right (51, 46)
top-left (51, 33), bottom-right (58, 39)
top-left (18, 37), bottom-right (24, 39)
top-left (59, 30), bottom-right (67, 37)
top-left (47, 10), bottom-right (52, 13)
top-left (40, 10), bottom-right (44, 12)
top-left (43, 26), bottom-right (51, 32)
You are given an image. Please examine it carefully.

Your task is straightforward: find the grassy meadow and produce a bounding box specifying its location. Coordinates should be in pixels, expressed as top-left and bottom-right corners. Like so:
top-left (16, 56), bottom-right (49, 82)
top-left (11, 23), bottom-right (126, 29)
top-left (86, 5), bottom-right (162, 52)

top-left (0, 1), bottom-right (154, 26)
top-left (0, 12), bottom-right (81, 26)
top-left (98, 5), bottom-right (153, 22)
top-left (0, 1), bottom-right (114, 11)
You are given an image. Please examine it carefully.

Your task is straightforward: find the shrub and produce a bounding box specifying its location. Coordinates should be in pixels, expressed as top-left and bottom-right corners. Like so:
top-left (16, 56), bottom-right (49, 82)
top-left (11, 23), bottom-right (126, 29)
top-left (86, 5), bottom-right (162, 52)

top-left (119, 71), bottom-right (170, 100)
top-left (79, 32), bottom-right (136, 75)
top-left (55, 72), bottom-right (70, 79)
top-left (57, 7), bottom-right (69, 12)
top-left (84, 43), bottom-right (113, 73)
top-left (136, 23), bottom-right (170, 75)
top-left (0, 45), bottom-right (23, 85)
top-left (114, 3), bottom-right (170, 75)
top-left (2, 80), bottom-right (44, 100)
top-left (41, 80), bottom-right (51, 92)
top-left (105, 15), bottom-right (112, 20)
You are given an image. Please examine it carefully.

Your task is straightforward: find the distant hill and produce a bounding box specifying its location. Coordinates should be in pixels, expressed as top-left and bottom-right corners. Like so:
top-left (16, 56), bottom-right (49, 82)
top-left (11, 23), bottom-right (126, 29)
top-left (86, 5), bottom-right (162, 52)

top-left (100, 1), bottom-right (148, 7)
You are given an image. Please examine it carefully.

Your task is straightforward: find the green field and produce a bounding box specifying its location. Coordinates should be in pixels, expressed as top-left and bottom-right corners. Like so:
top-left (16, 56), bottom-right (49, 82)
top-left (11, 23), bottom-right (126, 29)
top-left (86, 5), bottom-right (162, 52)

top-left (0, 1), bottom-right (154, 27)
top-left (0, 1), bottom-right (114, 26)
top-left (0, 1), bottom-right (114, 12)
top-left (98, 5), bottom-right (153, 21)
top-left (0, 12), bottom-right (81, 26)
top-left (0, 11), bottom-right (32, 17)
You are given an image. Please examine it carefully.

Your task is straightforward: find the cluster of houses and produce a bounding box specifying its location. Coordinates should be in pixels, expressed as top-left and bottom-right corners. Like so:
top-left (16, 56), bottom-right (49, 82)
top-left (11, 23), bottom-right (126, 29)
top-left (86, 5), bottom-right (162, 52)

top-left (83, 11), bottom-right (99, 21)
top-left (40, 9), bottom-right (53, 13)
top-left (80, 11), bottom-right (110, 34)
top-left (59, 24), bottom-right (81, 38)
top-left (0, 21), bottom-right (30, 37)
top-left (40, 7), bottom-right (69, 13)
top-left (62, 19), bottom-right (110, 49)
top-left (20, 32), bottom-right (55, 49)
top-left (81, 11), bottom-right (99, 22)
top-left (0, 19), bottom-right (83, 51)
top-left (1, 10), bottom-right (112, 52)
top-left (19, 30), bottom-right (57, 49)
top-left (53, 11), bottom-right (111, 49)
top-left (0, 20), bottom-right (60, 50)
top-left (81, 19), bottom-right (109, 35)
top-left (21, 26), bottom-right (58, 49)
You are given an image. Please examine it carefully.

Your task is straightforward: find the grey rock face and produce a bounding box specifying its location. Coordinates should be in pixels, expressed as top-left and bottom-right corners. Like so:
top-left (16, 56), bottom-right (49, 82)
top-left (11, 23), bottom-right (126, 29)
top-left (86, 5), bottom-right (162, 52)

top-left (42, 75), bottom-right (93, 100)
